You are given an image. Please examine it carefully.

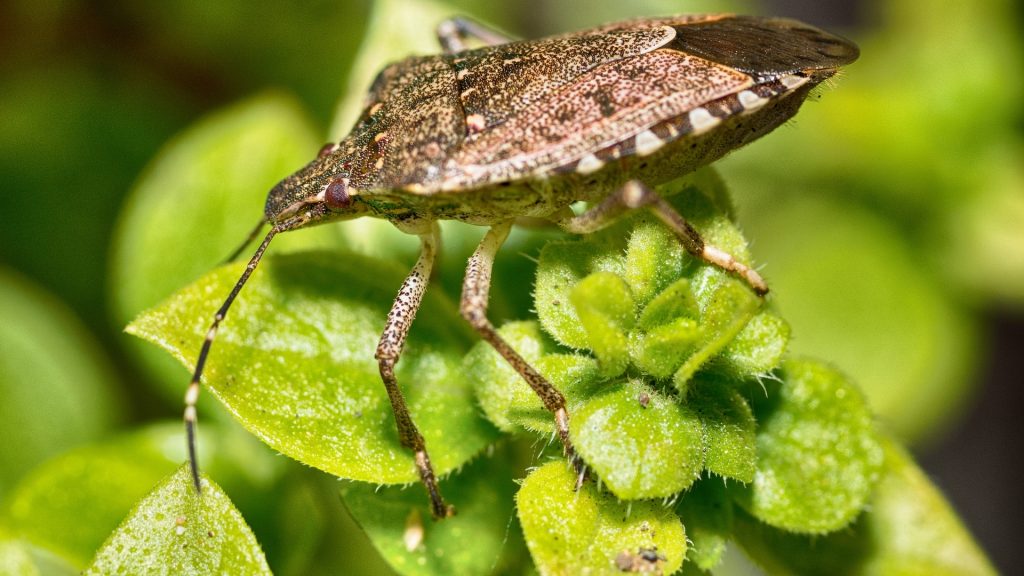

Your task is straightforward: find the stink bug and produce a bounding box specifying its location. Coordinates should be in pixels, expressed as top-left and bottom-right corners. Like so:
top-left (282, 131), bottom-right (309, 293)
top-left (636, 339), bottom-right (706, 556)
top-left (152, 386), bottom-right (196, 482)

top-left (182, 14), bottom-right (858, 519)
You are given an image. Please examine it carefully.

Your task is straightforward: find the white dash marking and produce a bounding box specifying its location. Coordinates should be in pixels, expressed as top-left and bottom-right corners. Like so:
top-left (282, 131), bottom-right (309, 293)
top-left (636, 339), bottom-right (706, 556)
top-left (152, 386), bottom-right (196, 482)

top-left (738, 90), bottom-right (768, 111)
top-left (576, 153), bottom-right (604, 175)
top-left (780, 74), bottom-right (810, 90)
top-left (634, 130), bottom-right (664, 156)
top-left (689, 107), bottom-right (720, 134)
top-left (465, 113), bottom-right (486, 133)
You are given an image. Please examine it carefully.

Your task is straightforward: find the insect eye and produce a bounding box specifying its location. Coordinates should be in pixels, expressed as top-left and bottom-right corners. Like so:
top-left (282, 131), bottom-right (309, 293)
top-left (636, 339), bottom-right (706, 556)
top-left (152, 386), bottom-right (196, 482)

top-left (325, 175), bottom-right (352, 209)
top-left (318, 142), bottom-right (338, 158)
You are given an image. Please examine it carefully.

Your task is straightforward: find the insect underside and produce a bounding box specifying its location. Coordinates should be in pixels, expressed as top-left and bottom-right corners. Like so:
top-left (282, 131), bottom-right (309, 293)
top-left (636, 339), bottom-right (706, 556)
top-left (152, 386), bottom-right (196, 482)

top-left (181, 14), bottom-right (859, 519)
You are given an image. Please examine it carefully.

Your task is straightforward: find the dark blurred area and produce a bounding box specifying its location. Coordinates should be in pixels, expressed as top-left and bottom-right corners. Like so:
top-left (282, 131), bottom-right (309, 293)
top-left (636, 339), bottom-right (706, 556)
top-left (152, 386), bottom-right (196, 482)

top-left (1, 0), bottom-right (1021, 572)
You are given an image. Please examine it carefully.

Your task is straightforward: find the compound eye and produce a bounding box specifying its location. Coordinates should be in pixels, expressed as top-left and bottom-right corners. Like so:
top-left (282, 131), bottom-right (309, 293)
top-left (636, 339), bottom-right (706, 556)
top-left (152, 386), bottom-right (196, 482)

top-left (318, 142), bottom-right (339, 158)
top-left (325, 175), bottom-right (352, 209)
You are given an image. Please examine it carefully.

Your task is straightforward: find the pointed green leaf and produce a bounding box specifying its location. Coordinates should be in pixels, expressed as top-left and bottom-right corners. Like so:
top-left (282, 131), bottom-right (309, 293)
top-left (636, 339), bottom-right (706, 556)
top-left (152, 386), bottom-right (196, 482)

top-left (85, 465), bottom-right (271, 575)
top-left (518, 461), bottom-right (685, 575)
top-left (732, 436), bottom-right (997, 575)
top-left (340, 451), bottom-right (515, 576)
top-left (128, 252), bottom-right (497, 484)
top-left (734, 359), bottom-right (884, 534)
top-left (572, 381), bottom-right (703, 499)
top-left (4, 422), bottom-right (282, 569)
top-left (6, 446), bottom-right (173, 569)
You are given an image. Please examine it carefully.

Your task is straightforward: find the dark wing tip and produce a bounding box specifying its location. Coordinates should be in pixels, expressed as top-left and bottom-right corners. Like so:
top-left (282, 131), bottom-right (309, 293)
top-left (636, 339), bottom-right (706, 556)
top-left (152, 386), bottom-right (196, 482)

top-left (670, 15), bottom-right (860, 79)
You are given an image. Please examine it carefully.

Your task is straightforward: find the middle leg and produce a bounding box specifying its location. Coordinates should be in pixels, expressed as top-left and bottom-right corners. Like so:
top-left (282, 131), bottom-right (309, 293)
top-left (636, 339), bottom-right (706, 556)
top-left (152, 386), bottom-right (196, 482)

top-left (461, 222), bottom-right (579, 474)
top-left (375, 223), bottom-right (453, 519)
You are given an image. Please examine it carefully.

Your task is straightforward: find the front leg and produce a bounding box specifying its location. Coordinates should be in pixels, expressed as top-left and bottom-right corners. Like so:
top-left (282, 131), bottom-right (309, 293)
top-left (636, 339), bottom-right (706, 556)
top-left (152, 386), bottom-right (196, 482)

top-left (461, 222), bottom-right (581, 479)
top-left (436, 16), bottom-right (514, 53)
top-left (375, 223), bottom-right (454, 519)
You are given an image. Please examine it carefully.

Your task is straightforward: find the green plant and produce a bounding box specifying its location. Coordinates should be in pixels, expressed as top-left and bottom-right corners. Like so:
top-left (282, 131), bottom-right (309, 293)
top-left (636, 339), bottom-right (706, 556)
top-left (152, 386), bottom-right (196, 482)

top-left (0, 0), bottom-right (1011, 574)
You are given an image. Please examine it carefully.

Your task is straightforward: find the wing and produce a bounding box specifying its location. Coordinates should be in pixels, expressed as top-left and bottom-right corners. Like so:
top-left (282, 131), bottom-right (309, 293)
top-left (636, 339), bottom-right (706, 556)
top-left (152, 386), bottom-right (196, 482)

top-left (348, 24), bottom-right (680, 192)
top-left (435, 15), bottom-right (857, 190)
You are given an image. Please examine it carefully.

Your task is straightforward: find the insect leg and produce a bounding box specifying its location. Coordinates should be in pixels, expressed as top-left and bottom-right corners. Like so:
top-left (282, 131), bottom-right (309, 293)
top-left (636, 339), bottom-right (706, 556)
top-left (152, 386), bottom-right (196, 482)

top-left (461, 222), bottom-right (582, 478)
top-left (557, 180), bottom-right (768, 295)
top-left (436, 17), bottom-right (514, 53)
top-left (375, 223), bottom-right (454, 519)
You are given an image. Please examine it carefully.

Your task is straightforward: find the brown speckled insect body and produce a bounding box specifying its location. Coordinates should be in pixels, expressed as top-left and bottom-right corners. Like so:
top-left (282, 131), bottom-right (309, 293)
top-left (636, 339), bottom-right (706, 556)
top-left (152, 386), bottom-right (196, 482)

top-left (183, 14), bottom-right (859, 519)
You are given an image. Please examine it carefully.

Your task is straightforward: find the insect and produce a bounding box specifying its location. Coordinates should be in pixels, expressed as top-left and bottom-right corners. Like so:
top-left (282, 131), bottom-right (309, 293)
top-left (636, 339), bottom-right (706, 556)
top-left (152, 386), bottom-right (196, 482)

top-left (181, 14), bottom-right (858, 519)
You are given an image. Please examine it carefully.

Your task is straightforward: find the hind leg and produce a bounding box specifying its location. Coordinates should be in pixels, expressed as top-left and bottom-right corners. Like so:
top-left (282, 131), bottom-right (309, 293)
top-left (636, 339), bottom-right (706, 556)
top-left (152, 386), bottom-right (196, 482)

top-left (556, 180), bottom-right (768, 295)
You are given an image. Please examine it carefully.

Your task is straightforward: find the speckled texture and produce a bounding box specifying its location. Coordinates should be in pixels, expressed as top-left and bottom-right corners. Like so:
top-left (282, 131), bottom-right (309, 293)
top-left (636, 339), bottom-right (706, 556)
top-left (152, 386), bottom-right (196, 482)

top-left (263, 15), bottom-right (858, 226)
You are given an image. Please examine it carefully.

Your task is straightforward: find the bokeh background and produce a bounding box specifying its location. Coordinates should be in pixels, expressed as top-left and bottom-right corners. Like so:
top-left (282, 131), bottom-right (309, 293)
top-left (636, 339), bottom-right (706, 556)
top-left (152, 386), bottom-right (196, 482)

top-left (1, 0), bottom-right (1021, 573)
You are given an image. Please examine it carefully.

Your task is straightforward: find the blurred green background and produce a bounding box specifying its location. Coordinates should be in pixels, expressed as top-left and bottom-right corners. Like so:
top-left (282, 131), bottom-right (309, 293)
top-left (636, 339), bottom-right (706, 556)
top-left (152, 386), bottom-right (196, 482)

top-left (1, 0), bottom-right (1021, 573)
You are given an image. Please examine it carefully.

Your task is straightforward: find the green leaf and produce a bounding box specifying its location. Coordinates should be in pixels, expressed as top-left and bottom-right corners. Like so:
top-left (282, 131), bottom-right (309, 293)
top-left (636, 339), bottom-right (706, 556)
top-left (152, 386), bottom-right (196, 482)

top-left (110, 93), bottom-right (340, 401)
top-left (4, 434), bottom-right (175, 567)
top-left (636, 277), bottom-right (699, 330)
top-left (676, 480), bottom-right (734, 572)
top-left (0, 269), bottom-right (120, 496)
top-left (84, 465), bottom-right (271, 576)
top-left (718, 311), bottom-right (790, 377)
top-left (732, 436), bottom-right (997, 575)
top-left (688, 377), bottom-right (756, 483)
top-left (672, 269), bottom-right (762, 392)
top-left (0, 532), bottom-right (77, 576)
top-left (630, 316), bottom-right (702, 379)
top-left (3, 422), bottom-right (282, 569)
top-left (340, 450), bottom-right (515, 576)
top-left (570, 272), bottom-right (635, 377)
top-left (517, 461), bottom-right (685, 575)
top-left (535, 240), bottom-right (625, 350)
top-left (128, 251), bottom-right (497, 484)
top-left (621, 219), bottom-right (686, 307)
top-left (572, 381), bottom-right (703, 499)
top-left (533, 171), bottom-right (783, 397)
top-left (733, 359), bottom-right (884, 534)
top-left (0, 536), bottom-right (37, 576)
